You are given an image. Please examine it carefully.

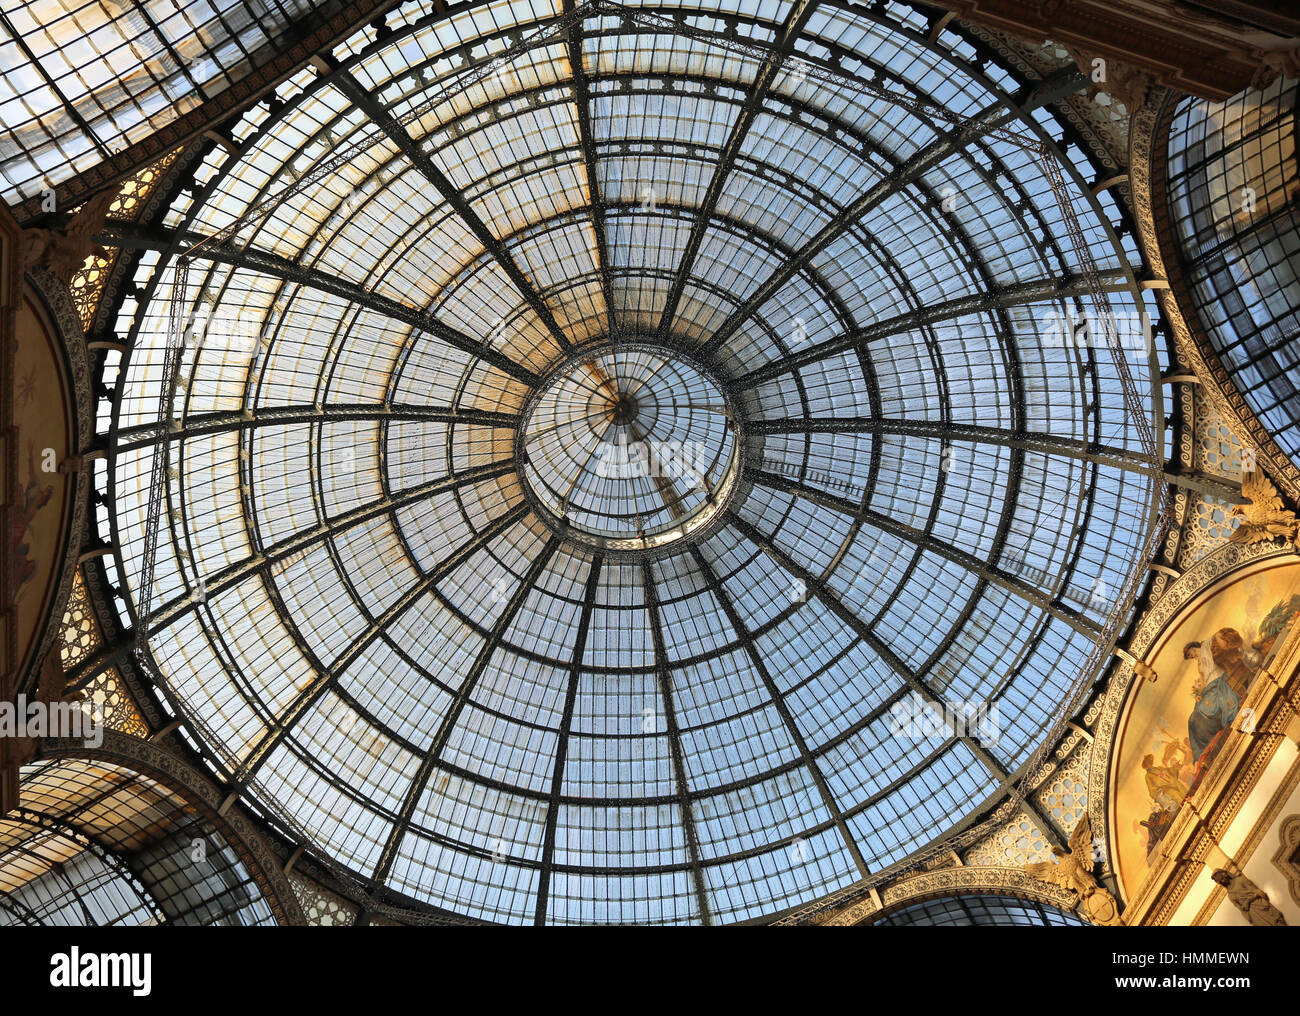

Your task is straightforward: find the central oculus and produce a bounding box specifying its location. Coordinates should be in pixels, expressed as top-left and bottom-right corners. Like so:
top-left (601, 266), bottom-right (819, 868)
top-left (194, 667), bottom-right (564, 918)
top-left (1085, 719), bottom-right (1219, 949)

top-left (518, 342), bottom-right (743, 551)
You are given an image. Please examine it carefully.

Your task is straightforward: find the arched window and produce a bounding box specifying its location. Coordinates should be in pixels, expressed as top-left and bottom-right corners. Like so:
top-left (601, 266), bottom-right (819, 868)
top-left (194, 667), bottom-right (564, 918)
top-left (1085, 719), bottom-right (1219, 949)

top-left (873, 892), bottom-right (1086, 926)
top-left (1167, 77), bottom-right (1300, 466)
top-left (0, 758), bottom-right (277, 926)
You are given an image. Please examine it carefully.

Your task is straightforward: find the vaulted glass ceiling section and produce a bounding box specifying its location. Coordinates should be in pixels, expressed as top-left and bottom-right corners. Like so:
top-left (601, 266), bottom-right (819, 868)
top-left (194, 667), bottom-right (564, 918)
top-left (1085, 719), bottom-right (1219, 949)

top-left (0, 759), bottom-right (275, 926)
top-left (1166, 77), bottom-right (1300, 468)
top-left (104, 0), bottom-right (1159, 924)
top-left (0, 0), bottom-right (342, 203)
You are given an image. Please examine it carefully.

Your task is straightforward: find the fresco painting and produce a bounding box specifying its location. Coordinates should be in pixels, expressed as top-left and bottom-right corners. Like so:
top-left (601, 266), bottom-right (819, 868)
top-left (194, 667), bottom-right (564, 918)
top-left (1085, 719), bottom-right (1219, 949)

top-left (1114, 559), bottom-right (1300, 898)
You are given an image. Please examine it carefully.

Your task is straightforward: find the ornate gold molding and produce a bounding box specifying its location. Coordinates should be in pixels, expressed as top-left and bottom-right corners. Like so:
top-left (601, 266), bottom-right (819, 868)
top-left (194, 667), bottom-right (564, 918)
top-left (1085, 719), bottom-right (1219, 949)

top-left (931, 0), bottom-right (1295, 99)
top-left (1273, 813), bottom-right (1300, 907)
top-left (1089, 540), bottom-right (1295, 904)
top-left (1191, 750), bottom-right (1300, 923)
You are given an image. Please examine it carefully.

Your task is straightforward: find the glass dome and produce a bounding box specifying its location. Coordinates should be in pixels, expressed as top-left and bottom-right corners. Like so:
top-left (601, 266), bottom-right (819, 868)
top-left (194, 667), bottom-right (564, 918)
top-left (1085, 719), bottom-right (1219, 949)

top-left (517, 341), bottom-right (744, 549)
top-left (102, 0), bottom-right (1160, 923)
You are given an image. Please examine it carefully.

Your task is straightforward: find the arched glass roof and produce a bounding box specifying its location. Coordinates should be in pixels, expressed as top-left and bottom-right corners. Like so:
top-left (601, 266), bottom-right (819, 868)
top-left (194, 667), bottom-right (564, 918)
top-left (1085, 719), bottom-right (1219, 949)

top-left (872, 893), bottom-right (1086, 926)
top-left (101, 0), bottom-right (1160, 924)
top-left (1166, 76), bottom-right (1300, 469)
top-left (0, 0), bottom-right (335, 204)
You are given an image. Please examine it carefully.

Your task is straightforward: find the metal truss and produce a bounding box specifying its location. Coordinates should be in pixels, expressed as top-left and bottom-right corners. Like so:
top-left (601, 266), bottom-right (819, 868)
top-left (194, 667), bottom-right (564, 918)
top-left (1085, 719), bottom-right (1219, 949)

top-left (113, 403), bottom-right (517, 453)
top-left (654, 0), bottom-right (818, 343)
top-left (687, 543), bottom-right (871, 879)
top-left (641, 559), bottom-right (713, 924)
top-left (747, 416), bottom-right (1156, 477)
top-left (146, 459), bottom-right (517, 635)
top-left (746, 467), bottom-right (1103, 638)
top-left (370, 532), bottom-right (562, 888)
top-left (533, 552), bottom-right (604, 925)
top-left (331, 68), bottom-right (573, 353)
top-left (233, 500), bottom-right (531, 784)
top-left (98, 222), bottom-right (540, 385)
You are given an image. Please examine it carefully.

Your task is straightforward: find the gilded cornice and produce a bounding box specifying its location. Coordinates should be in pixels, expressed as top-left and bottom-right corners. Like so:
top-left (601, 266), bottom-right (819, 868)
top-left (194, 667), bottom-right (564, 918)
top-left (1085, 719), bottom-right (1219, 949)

top-left (1190, 750), bottom-right (1300, 924)
top-left (817, 865), bottom-right (1079, 925)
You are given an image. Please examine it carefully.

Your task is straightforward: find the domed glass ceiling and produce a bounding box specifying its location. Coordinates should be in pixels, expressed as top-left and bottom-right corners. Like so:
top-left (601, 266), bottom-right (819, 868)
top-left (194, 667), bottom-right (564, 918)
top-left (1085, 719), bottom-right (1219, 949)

top-left (102, 0), bottom-right (1161, 924)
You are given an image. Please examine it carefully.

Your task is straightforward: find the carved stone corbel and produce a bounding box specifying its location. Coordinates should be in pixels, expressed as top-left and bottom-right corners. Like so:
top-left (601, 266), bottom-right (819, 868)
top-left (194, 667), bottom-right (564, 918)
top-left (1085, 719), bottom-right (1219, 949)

top-left (19, 190), bottom-right (118, 284)
top-left (1059, 44), bottom-right (1153, 112)
top-left (1249, 44), bottom-right (1300, 91)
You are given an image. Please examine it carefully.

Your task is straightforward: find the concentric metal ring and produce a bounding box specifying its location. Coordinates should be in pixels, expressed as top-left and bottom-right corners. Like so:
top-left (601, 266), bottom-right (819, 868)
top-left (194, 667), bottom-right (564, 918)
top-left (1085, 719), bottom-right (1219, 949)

top-left (517, 340), bottom-right (745, 552)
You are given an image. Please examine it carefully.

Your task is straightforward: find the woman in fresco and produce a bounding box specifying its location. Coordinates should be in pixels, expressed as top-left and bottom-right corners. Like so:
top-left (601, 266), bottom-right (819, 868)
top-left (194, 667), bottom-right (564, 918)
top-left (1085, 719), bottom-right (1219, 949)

top-left (1139, 747), bottom-right (1188, 858)
top-left (1137, 736), bottom-right (1195, 858)
top-left (1142, 751), bottom-right (1187, 814)
top-left (1207, 628), bottom-right (1259, 697)
top-left (1184, 641), bottom-right (1242, 791)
